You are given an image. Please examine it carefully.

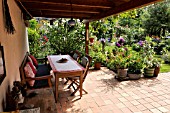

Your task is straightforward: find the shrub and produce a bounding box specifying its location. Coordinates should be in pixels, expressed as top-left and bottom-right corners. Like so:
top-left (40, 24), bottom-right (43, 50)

top-left (162, 52), bottom-right (170, 64)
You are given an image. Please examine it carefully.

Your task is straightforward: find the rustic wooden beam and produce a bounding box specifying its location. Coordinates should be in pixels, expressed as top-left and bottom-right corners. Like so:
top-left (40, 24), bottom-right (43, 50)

top-left (28, 9), bottom-right (99, 14)
top-left (85, 22), bottom-right (89, 54)
top-left (30, 12), bottom-right (91, 19)
top-left (31, 11), bottom-right (92, 17)
top-left (19, 0), bottom-right (113, 8)
top-left (21, 2), bottom-right (108, 14)
top-left (15, 0), bottom-right (33, 19)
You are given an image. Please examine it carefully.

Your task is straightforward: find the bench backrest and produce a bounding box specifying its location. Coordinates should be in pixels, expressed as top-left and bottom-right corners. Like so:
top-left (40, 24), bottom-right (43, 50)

top-left (19, 52), bottom-right (29, 85)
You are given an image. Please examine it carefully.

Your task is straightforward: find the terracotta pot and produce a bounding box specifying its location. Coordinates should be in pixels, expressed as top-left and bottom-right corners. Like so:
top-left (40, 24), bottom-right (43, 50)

top-left (94, 62), bottom-right (101, 70)
top-left (89, 38), bottom-right (94, 43)
top-left (154, 66), bottom-right (160, 77)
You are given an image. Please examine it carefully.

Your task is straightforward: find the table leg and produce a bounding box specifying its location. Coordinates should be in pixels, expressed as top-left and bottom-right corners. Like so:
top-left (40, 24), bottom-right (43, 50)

top-left (55, 75), bottom-right (59, 102)
top-left (80, 72), bottom-right (83, 98)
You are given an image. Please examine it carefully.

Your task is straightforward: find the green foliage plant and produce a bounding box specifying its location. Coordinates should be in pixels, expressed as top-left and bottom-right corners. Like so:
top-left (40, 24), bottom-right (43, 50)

top-left (28, 19), bottom-right (55, 58)
top-left (111, 47), bottom-right (130, 69)
top-left (46, 19), bottom-right (85, 54)
top-left (28, 19), bottom-right (85, 57)
top-left (141, 36), bottom-right (160, 69)
top-left (91, 51), bottom-right (106, 63)
top-left (89, 41), bottom-right (106, 65)
top-left (128, 52), bottom-right (144, 74)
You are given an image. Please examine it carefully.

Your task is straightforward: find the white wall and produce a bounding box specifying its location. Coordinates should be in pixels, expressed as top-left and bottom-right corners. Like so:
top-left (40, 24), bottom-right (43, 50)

top-left (0, 0), bottom-right (29, 111)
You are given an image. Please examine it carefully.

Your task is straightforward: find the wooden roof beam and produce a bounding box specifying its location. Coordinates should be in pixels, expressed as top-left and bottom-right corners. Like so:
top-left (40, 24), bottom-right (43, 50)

top-left (31, 13), bottom-right (91, 19)
top-left (29, 9), bottom-right (99, 14)
top-left (19, 0), bottom-right (113, 9)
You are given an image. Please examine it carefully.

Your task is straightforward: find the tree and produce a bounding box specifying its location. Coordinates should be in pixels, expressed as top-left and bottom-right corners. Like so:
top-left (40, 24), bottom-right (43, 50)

top-left (141, 0), bottom-right (170, 37)
top-left (46, 19), bottom-right (85, 54)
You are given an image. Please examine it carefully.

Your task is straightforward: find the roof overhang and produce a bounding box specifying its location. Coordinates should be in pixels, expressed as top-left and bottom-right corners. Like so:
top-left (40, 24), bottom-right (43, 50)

top-left (15, 0), bottom-right (163, 21)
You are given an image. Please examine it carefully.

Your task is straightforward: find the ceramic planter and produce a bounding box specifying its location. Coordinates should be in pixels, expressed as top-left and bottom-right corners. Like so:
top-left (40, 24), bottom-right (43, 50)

top-left (117, 68), bottom-right (128, 79)
top-left (128, 73), bottom-right (141, 80)
top-left (144, 68), bottom-right (155, 77)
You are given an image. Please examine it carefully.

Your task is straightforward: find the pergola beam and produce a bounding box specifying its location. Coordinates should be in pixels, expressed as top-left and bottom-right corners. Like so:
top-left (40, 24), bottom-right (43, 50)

top-left (18, 0), bottom-right (116, 8)
top-left (85, 22), bottom-right (89, 54)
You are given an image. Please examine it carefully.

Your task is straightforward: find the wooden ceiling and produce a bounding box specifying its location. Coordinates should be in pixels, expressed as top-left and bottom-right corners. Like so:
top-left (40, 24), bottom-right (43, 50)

top-left (16, 0), bottom-right (162, 21)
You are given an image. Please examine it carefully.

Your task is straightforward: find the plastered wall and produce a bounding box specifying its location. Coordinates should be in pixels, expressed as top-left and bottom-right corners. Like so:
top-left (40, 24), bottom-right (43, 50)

top-left (0, 0), bottom-right (29, 111)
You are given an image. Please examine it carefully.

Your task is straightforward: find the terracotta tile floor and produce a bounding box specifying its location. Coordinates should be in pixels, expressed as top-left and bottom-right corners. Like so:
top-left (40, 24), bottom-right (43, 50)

top-left (54, 67), bottom-right (170, 113)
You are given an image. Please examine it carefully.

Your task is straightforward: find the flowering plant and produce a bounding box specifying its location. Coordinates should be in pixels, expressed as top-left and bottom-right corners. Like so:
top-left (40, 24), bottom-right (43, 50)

top-left (100, 38), bottom-right (106, 44)
top-left (128, 52), bottom-right (144, 74)
top-left (112, 47), bottom-right (130, 69)
top-left (138, 40), bottom-right (144, 46)
top-left (141, 37), bottom-right (157, 68)
top-left (115, 37), bottom-right (125, 47)
top-left (132, 41), bottom-right (144, 52)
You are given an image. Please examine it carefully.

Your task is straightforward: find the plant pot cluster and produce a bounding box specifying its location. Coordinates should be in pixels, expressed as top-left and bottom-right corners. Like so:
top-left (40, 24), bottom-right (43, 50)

top-left (116, 68), bottom-right (141, 81)
top-left (116, 39), bottom-right (162, 81)
top-left (116, 66), bottom-right (160, 81)
top-left (144, 66), bottom-right (160, 78)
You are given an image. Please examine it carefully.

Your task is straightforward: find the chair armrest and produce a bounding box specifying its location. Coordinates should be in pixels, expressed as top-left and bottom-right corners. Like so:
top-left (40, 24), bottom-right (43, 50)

top-left (25, 75), bottom-right (53, 81)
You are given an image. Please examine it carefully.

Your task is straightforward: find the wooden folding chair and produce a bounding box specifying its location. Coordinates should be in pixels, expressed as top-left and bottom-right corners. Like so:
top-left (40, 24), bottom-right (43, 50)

top-left (66, 54), bottom-right (92, 96)
top-left (64, 50), bottom-right (81, 84)
top-left (72, 50), bottom-right (81, 61)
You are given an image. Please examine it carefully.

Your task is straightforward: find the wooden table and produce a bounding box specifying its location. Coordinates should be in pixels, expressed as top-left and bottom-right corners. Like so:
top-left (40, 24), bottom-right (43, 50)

top-left (47, 55), bottom-right (85, 102)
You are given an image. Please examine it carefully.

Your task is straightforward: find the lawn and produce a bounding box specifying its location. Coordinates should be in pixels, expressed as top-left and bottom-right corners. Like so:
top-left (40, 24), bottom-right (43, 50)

top-left (160, 64), bottom-right (170, 73)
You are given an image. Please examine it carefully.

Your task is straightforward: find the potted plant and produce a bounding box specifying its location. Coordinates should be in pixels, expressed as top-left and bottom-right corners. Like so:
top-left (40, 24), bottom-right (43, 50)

top-left (114, 48), bottom-right (130, 80)
top-left (89, 41), bottom-right (106, 70)
top-left (127, 53), bottom-right (144, 80)
top-left (89, 35), bottom-right (96, 44)
top-left (6, 81), bottom-right (27, 111)
top-left (92, 52), bottom-right (106, 69)
top-left (141, 38), bottom-right (156, 77)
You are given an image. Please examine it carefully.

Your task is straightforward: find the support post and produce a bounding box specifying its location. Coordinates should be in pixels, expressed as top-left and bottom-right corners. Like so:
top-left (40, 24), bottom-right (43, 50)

top-left (85, 22), bottom-right (89, 54)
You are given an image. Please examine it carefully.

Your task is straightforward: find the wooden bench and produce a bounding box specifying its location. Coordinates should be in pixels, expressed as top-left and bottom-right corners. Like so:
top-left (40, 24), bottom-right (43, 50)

top-left (19, 52), bottom-right (53, 89)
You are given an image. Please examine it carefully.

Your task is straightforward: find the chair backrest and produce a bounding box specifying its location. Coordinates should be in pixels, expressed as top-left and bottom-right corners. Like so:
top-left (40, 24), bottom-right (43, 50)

top-left (81, 54), bottom-right (92, 81)
top-left (72, 50), bottom-right (81, 61)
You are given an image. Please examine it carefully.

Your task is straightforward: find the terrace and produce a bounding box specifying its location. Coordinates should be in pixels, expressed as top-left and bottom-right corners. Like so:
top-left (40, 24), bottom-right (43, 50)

top-left (53, 67), bottom-right (170, 113)
top-left (0, 0), bottom-right (168, 112)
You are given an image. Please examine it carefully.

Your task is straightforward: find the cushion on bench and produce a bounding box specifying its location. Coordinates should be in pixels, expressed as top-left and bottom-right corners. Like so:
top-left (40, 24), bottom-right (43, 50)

top-left (27, 64), bottom-right (51, 89)
top-left (20, 52), bottom-right (52, 89)
top-left (36, 64), bottom-right (50, 76)
top-left (32, 64), bottom-right (51, 89)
